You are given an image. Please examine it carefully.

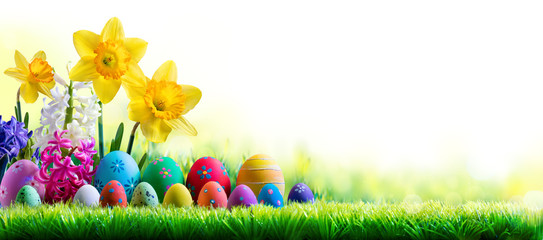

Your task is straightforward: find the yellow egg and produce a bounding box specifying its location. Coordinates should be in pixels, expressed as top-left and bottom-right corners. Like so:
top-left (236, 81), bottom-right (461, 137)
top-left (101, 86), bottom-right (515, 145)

top-left (163, 183), bottom-right (192, 207)
top-left (236, 154), bottom-right (285, 196)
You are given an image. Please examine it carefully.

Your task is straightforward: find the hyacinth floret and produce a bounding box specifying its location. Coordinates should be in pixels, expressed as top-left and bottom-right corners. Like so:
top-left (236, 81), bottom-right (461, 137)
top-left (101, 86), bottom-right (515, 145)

top-left (0, 116), bottom-right (32, 159)
top-left (36, 130), bottom-right (96, 203)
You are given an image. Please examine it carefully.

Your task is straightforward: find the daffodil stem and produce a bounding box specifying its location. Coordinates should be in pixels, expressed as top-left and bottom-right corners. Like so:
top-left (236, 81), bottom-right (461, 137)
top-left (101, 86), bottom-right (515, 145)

top-left (16, 88), bottom-right (22, 122)
top-left (63, 80), bottom-right (74, 130)
top-left (126, 122), bottom-right (140, 155)
top-left (98, 101), bottom-right (104, 160)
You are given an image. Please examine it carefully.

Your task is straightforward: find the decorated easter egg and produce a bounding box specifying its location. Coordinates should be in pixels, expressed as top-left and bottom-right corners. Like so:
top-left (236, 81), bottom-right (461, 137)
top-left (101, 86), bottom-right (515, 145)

top-left (73, 184), bottom-right (100, 207)
top-left (93, 151), bottom-right (140, 202)
top-left (15, 185), bottom-right (41, 207)
top-left (163, 183), bottom-right (192, 207)
top-left (236, 154), bottom-right (285, 197)
top-left (197, 181), bottom-right (227, 208)
top-left (227, 184), bottom-right (258, 209)
top-left (100, 180), bottom-right (128, 208)
top-left (257, 183), bottom-right (284, 208)
top-left (131, 182), bottom-right (159, 207)
top-left (0, 160), bottom-right (45, 207)
top-left (287, 183), bottom-right (315, 203)
top-left (186, 156), bottom-right (231, 202)
top-left (141, 157), bottom-right (183, 202)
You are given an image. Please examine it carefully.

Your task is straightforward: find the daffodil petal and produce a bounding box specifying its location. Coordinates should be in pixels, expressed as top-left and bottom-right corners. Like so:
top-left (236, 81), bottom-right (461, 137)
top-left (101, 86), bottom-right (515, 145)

top-left (127, 98), bottom-right (153, 123)
top-left (141, 118), bottom-right (172, 143)
top-left (69, 56), bottom-right (100, 82)
top-left (36, 82), bottom-right (53, 99)
top-left (101, 17), bottom-right (125, 42)
top-left (121, 61), bottom-right (147, 99)
top-left (20, 82), bottom-right (39, 103)
top-left (4, 68), bottom-right (26, 82)
top-left (180, 84), bottom-right (202, 115)
top-left (43, 78), bottom-right (56, 89)
top-left (32, 51), bottom-right (46, 61)
top-left (125, 37), bottom-right (147, 63)
top-left (165, 117), bottom-right (197, 136)
top-left (73, 30), bottom-right (100, 57)
top-left (93, 76), bottom-right (121, 104)
top-left (152, 60), bottom-right (177, 82)
top-left (14, 50), bottom-right (29, 74)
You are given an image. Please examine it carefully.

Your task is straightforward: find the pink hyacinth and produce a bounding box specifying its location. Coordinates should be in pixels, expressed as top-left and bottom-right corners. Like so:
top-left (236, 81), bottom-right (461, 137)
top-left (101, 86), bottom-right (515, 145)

top-left (35, 130), bottom-right (96, 203)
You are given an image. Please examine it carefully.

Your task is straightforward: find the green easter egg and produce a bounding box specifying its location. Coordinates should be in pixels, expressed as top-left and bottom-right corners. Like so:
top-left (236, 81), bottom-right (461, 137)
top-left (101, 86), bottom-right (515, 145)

top-left (131, 182), bottom-right (159, 207)
top-left (16, 185), bottom-right (41, 207)
top-left (142, 157), bottom-right (184, 202)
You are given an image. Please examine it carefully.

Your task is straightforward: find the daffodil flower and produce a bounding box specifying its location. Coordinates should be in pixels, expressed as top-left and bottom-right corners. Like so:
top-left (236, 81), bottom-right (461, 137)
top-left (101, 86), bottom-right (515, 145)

top-left (69, 17), bottom-right (147, 104)
top-left (125, 61), bottom-right (201, 143)
top-left (4, 50), bottom-right (55, 103)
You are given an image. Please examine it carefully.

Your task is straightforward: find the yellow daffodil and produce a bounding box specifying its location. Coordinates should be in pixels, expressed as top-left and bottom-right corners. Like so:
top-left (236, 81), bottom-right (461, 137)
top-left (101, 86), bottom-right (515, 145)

top-left (4, 50), bottom-right (55, 103)
top-left (69, 17), bottom-right (147, 104)
top-left (125, 60), bottom-right (201, 143)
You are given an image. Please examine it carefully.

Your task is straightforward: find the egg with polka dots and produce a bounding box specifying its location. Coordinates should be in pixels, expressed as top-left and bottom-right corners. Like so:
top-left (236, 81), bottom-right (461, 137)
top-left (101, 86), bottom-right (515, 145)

top-left (100, 180), bottom-right (127, 208)
top-left (15, 185), bottom-right (41, 207)
top-left (227, 184), bottom-right (258, 209)
top-left (287, 183), bottom-right (315, 203)
top-left (257, 183), bottom-right (284, 208)
top-left (131, 182), bottom-right (159, 207)
top-left (197, 181), bottom-right (227, 208)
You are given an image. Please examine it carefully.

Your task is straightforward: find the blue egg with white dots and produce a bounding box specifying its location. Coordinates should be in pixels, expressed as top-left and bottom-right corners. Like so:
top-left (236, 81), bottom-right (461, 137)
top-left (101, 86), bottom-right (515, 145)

top-left (93, 151), bottom-right (141, 202)
top-left (227, 184), bottom-right (258, 209)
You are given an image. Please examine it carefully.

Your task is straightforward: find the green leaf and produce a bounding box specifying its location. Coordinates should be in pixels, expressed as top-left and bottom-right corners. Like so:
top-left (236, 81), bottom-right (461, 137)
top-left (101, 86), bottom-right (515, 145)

top-left (23, 112), bottom-right (29, 129)
top-left (108, 123), bottom-right (124, 152)
top-left (138, 152), bottom-right (147, 172)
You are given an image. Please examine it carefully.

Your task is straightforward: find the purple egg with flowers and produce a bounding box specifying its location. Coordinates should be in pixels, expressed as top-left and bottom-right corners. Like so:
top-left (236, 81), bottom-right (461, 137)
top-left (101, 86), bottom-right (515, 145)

top-left (227, 184), bottom-right (258, 209)
top-left (288, 183), bottom-right (315, 204)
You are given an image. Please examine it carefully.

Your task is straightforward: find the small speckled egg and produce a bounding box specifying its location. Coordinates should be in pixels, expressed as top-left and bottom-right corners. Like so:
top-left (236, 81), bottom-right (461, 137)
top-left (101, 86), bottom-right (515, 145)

top-left (100, 180), bottom-right (127, 208)
top-left (198, 181), bottom-right (227, 208)
top-left (141, 157), bottom-right (183, 203)
top-left (15, 185), bottom-right (41, 207)
top-left (131, 182), bottom-right (159, 207)
top-left (163, 183), bottom-right (192, 207)
top-left (73, 185), bottom-right (100, 207)
top-left (93, 151), bottom-right (140, 202)
top-left (227, 184), bottom-right (258, 209)
top-left (185, 156), bottom-right (231, 202)
top-left (236, 154), bottom-right (285, 198)
top-left (0, 160), bottom-right (45, 208)
top-left (257, 183), bottom-right (284, 208)
top-left (287, 183), bottom-right (315, 203)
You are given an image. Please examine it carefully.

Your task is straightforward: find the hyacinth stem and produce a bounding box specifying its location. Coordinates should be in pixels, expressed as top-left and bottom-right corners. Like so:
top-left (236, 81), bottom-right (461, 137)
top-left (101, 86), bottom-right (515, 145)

top-left (98, 101), bottom-right (104, 160)
top-left (63, 80), bottom-right (74, 130)
top-left (15, 88), bottom-right (22, 122)
top-left (126, 122), bottom-right (140, 155)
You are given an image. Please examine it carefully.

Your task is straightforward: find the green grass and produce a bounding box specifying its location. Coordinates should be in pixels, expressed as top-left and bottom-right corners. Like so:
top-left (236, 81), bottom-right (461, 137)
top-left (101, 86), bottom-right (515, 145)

top-left (0, 201), bottom-right (541, 240)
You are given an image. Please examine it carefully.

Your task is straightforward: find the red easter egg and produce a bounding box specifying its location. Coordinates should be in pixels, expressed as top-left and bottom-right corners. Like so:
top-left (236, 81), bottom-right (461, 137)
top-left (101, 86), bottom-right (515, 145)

top-left (197, 181), bottom-right (227, 208)
top-left (100, 180), bottom-right (127, 208)
top-left (186, 157), bottom-right (231, 202)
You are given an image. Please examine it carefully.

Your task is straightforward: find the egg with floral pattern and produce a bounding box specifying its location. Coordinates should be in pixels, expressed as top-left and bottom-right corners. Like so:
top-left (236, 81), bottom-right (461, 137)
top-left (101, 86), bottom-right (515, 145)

top-left (93, 151), bottom-right (140, 202)
top-left (99, 180), bottom-right (127, 208)
top-left (287, 183), bottom-right (315, 203)
top-left (257, 183), bottom-right (284, 208)
top-left (227, 184), bottom-right (258, 209)
top-left (141, 157), bottom-right (183, 203)
top-left (185, 156), bottom-right (231, 202)
top-left (197, 181), bottom-right (227, 208)
top-left (0, 160), bottom-right (45, 208)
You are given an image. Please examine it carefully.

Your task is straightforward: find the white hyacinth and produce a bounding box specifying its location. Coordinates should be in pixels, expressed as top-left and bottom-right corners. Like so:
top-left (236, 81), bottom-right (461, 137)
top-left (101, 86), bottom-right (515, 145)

top-left (33, 77), bottom-right (101, 151)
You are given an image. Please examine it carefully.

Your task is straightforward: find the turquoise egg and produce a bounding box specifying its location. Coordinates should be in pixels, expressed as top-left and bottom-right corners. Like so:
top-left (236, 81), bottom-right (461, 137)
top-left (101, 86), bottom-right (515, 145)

top-left (93, 151), bottom-right (140, 202)
top-left (257, 183), bottom-right (284, 208)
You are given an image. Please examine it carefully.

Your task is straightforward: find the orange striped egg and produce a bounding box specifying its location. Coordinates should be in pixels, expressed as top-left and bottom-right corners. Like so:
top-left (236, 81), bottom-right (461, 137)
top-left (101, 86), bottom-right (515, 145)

top-left (236, 154), bottom-right (285, 196)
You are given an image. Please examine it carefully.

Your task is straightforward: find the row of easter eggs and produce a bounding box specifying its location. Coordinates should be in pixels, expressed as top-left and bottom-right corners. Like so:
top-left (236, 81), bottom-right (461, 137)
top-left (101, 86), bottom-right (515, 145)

top-left (0, 152), bottom-right (315, 207)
